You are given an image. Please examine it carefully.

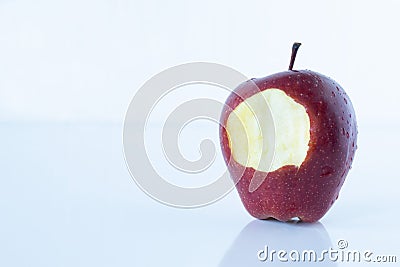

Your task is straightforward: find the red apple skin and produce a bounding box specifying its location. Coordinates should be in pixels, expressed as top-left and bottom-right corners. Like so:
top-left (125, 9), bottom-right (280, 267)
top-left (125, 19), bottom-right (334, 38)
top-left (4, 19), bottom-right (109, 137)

top-left (220, 70), bottom-right (357, 222)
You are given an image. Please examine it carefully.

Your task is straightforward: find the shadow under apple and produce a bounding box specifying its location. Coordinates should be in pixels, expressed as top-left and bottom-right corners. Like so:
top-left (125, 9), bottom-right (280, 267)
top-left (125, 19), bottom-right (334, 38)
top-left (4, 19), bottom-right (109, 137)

top-left (219, 220), bottom-right (337, 266)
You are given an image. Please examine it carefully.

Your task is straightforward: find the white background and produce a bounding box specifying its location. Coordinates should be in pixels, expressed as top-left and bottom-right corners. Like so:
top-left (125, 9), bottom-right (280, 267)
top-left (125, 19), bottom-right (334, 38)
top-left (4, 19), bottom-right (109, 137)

top-left (1, 0), bottom-right (399, 266)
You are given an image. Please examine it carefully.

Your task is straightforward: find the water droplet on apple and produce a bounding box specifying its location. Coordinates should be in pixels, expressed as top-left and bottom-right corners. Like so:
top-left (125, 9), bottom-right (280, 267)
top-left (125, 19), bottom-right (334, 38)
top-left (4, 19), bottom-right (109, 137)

top-left (320, 166), bottom-right (334, 177)
top-left (336, 86), bottom-right (340, 91)
top-left (289, 217), bottom-right (301, 222)
top-left (352, 142), bottom-right (355, 147)
top-left (331, 91), bottom-right (336, 97)
top-left (341, 128), bottom-right (345, 135)
top-left (346, 132), bottom-right (350, 138)
top-left (344, 98), bottom-right (347, 104)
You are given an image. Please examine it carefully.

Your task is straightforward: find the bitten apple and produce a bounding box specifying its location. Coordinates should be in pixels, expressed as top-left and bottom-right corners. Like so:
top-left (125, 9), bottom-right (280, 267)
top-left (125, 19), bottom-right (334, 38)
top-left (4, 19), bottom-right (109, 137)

top-left (220, 43), bottom-right (357, 222)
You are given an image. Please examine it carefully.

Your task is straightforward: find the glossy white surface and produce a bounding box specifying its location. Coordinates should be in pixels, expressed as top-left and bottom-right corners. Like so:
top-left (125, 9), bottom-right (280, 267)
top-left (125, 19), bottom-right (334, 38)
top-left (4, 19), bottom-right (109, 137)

top-left (0, 123), bottom-right (398, 266)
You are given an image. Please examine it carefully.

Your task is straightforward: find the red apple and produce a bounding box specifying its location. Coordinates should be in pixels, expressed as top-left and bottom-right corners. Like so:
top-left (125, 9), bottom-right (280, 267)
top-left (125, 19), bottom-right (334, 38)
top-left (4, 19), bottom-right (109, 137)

top-left (220, 43), bottom-right (357, 222)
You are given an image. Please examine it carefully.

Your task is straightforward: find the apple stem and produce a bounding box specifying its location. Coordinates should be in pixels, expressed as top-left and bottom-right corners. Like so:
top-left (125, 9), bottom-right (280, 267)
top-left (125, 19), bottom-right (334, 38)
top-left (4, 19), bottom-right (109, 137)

top-left (288, 42), bottom-right (301, 70)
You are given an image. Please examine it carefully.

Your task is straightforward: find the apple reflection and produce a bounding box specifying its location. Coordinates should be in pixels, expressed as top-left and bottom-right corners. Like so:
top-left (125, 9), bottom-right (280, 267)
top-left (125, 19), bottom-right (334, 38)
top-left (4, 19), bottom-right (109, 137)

top-left (219, 220), bottom-right (337, 266)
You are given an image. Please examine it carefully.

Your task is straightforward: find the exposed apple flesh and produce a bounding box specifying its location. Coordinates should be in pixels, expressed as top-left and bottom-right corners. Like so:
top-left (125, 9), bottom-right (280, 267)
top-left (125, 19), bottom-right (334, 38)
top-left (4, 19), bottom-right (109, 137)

top-left (226, 88), bottom-right (310, 172)
top-left (220, 43), bottom-right (357, 222)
